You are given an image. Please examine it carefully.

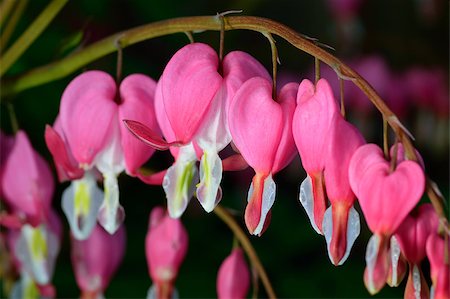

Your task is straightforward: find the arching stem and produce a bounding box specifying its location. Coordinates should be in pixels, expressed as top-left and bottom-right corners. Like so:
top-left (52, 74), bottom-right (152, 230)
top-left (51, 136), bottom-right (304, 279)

top-left (315, 57), bottom-right (320, 85)
top-left (214, 205), bottom-right (276, 299)
top-left (263, 32), bottom-right (278, 99)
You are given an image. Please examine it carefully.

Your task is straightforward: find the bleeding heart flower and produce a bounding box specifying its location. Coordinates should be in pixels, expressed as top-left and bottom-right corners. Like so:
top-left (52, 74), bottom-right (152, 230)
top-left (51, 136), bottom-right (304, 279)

top-left (217, 248), bottom-right (250, 299)
top-left (322, 113), bottom-right (365, 266)
top-left (229, 77), bottom-right (298, 236)
top-left (348, 143), bottom-right (425, 294)
top-left (293, 78), bottom-right (340, 234)
top-left (2, 130), bottom-right (54, 227)
top-left (55, 71), bottom-right (159, 234)
top-left (146, 206), bottom-right (188, 299)
top-left (71, 223), bottom-right (126, 298)
top-left (426, 233), bottom-right (450, 299)
top-left (124, 43), bottom-right (270, 218)
top-left (8, 209), bottom-right (62, 299)
top-left (395, 204), bottom-right (439, 299)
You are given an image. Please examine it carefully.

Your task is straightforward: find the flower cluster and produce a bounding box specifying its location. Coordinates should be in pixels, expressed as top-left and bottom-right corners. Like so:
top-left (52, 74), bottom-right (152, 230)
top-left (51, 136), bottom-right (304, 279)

top-left (1, 40), bottom-right (448, 299)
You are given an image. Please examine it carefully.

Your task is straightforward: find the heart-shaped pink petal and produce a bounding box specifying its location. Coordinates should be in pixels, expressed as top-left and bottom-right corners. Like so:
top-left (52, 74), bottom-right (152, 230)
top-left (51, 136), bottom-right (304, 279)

top-left (229, 77), bottom-right (282, 173)
top-left (119, 74), bottom-right (161, 175)
top-left (352, 146), bottom-right (425, 235)
top-left (60, 71), bottom-right (118, 166)
top-left (160, 43), bottom-right (222, 143)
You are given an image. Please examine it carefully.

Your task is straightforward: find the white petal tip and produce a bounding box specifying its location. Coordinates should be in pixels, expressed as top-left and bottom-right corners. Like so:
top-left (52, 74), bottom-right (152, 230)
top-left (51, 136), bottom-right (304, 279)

top-left (299, 176), bottom-right (322, 235)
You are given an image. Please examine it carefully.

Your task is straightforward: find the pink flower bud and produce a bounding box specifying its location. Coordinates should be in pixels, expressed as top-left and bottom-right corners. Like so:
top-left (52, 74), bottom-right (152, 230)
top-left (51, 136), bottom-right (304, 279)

top-left (217, 248), bottom-right (250, 299)
top-left (71, 224), bottom-right (126, 297)
top-left (426, 232), bottom-right (450, 299)
top-left (146, 207), bottom-right (188, 298)
top-left (2, 130), bottom-right (54, 226)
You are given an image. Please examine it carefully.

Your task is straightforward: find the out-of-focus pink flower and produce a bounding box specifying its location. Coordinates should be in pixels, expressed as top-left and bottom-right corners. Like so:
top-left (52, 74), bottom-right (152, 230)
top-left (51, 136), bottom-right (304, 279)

top-left (348, 143), bottom-right (425, 294)
top-left (293, 79), bottom-right (339, 234)
top-left (326, 0), bottom-right (364, 19)
top-left (125, 43), bottom-right (271, 219)
top-left (53, 71), bottom-right (159, 235)
top-left (426, 233), bottom-right (450, 299)
top-left (2, 130), bottom-right (54, 227)
top-left (229, 77), bottom-right (298, 236)
top-left (71, 224), bottom-right (126, 298)
top-left (405, 67), bottom-right (449, 117)
top-left (146, 207), bottom-right (188, 299)
top-left (217, 248), bottom-right (250, 299)
top-left (322, 112), bottom-right (365, 266)
top-left (395, 204), bottom-right (439, 299)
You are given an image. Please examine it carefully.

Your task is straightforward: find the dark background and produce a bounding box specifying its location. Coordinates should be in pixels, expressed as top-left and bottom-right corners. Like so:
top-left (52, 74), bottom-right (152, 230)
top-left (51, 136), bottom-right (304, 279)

top-left (1, 0), bottom-right (448, 298)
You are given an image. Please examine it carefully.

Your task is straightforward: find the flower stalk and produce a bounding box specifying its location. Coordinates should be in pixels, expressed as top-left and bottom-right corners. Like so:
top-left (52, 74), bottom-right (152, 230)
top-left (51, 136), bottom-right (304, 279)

top-left (214, 205), bottom-right (276, 299)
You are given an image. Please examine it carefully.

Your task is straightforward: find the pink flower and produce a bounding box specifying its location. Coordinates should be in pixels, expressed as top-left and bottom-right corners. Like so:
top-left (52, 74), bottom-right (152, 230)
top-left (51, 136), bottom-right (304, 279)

top-left (293, 79), bottom-right (339, 234)
top-left (71, 224), bottom-right (126, 298)
top-left (146, 207), bottom-right (188, 298)
top-left (426, 233), bottom-right (450, 299)
top-left (348, 143), bottom-right (425, 294)
top-left (229, 77), bottom-right (298, 236)
top-left (217, 248), bottom-right (250, 299)
top-left (322, 113), bottom-right (365, 266)
top-left (326, 0), bottom-right (364, 19)
top-left (395, 204), bottom-right (439, 299)
top-left (125, 43), bottom-right (270, 218)
top-left (1, 130), bottom-right (54, 227)
top-left (53, 71), bottom-right (159, 234)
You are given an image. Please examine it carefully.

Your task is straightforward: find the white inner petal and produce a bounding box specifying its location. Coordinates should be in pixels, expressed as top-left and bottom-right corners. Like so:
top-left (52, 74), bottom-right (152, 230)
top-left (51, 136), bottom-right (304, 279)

top-left (413, 264), bottom-right (421, 299)
top-left (164, 144), bottom-right (199, 218)
top-left (10, 272), bottom-right (38, 299)
top-left (196, 148), bottom-right (223, 212)
top-left (365, 234), bottom-right (380, 293)
top-left (97, 172), bottom-right (124, 234)
top-left (94, 119), bottom-right (125, 175)
top-left (146, 285), bottom-right (179, 299)
top-left (16, 224), bottom-right (59, 285)
top-left (62, 172), bottom-right (103, 240)
top-left (390, 236), bottom-right (401, 286)
top-left (299, 175), bottom-right (322, 234)
top-left (252, 174), bottom-right (276, 236)
top-left (343, 206), bottom-right (360, 265)
top-left (430, 285), bottom-right (435, 299)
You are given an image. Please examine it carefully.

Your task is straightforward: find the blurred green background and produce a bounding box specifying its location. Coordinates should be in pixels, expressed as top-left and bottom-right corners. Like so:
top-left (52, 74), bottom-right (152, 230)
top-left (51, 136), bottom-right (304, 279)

top-left (1, 0), bottom-right (448, 298)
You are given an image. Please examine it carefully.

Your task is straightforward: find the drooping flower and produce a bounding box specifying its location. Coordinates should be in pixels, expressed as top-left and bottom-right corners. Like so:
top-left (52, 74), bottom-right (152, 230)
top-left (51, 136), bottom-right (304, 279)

top-left (322, 112), bottom-right (365, 266)
top-left (217, 248), bottom-right (250, 299)
top-left (2, 130), bottom-right (54, 227)
top-left (45, 117), bottom-right (103, 240)
top-left (394, 204), bottom-right (439, 299)
top-left (7, 209), bottom-right (62, 299)
top-left (146, 206), bottom-right (188, 299)
top-left (51, 71), bottom-right (159, 234)
top-left (229, 77), bottom-right (298, 236)
top-left (71, 223), bottom-right (126, 299)
top-left (293, 79), bottom-right (339, 234)
top-left (349, 143), bottom-right (425, 294)
top-left (124, 43), bottom-right (271, 218)
top-left (426, 233), bottom-right (450, 299)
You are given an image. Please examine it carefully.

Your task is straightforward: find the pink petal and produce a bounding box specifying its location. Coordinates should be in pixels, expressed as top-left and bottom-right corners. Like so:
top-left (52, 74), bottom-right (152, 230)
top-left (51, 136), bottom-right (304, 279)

top-left (356, 159), bottom-right (425, 235)
top-left (45, 125), bottom-right (84, 182)
top-left (161, 43), bottom-right (222, 143)
top-left (229, 77), bottom-right (282, 173)
top-left (395, 203), bottom-right (439, 264)
top-left (325, 114), bottom-right (365, 204)
top-left (426, 233), bottom-right (447, 285)
top-left (272, 82), bottom-right (298, 173)
top-left (136, 169), bottom-right (167, 186)
top-left (2, 131), bottom-right (54, 224)
top-left (60, 71), bottom-right (118, 166)
top-left (222, 154), bottom-right (248, 171)
top-left (217, 248), bottom-right (250, 299)
top-left (222, 50), bottom-right (271, 113)
top-left (71, 224), bottom-right (126, 293)
top-left (348, 144), bottom-right (388, 197)
top-left (119, 74), bottom-right (161, 175)
top-left (293, 78), bottom-right (340, 174)
top-left (364, 234), bottom-right (390, 295)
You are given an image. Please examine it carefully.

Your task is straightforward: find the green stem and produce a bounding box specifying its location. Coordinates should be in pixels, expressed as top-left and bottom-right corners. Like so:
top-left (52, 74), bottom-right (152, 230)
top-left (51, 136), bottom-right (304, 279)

top-left (0, 0), bottom-right (28, 49)
top-left (314, 57), bottom-right (320, 84)
top-left (0, 0), bottom-right (68, 76)
top-left (7, 102), bottom-right (19, 133)
top-left (263, 32), bottom-right (278, 98)
top-left (0, 0), bottom-right (16, 27)
top-left (214, 205), bottom-right (276, 299)
top-left (0, 14), bottom-right (446, 220)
